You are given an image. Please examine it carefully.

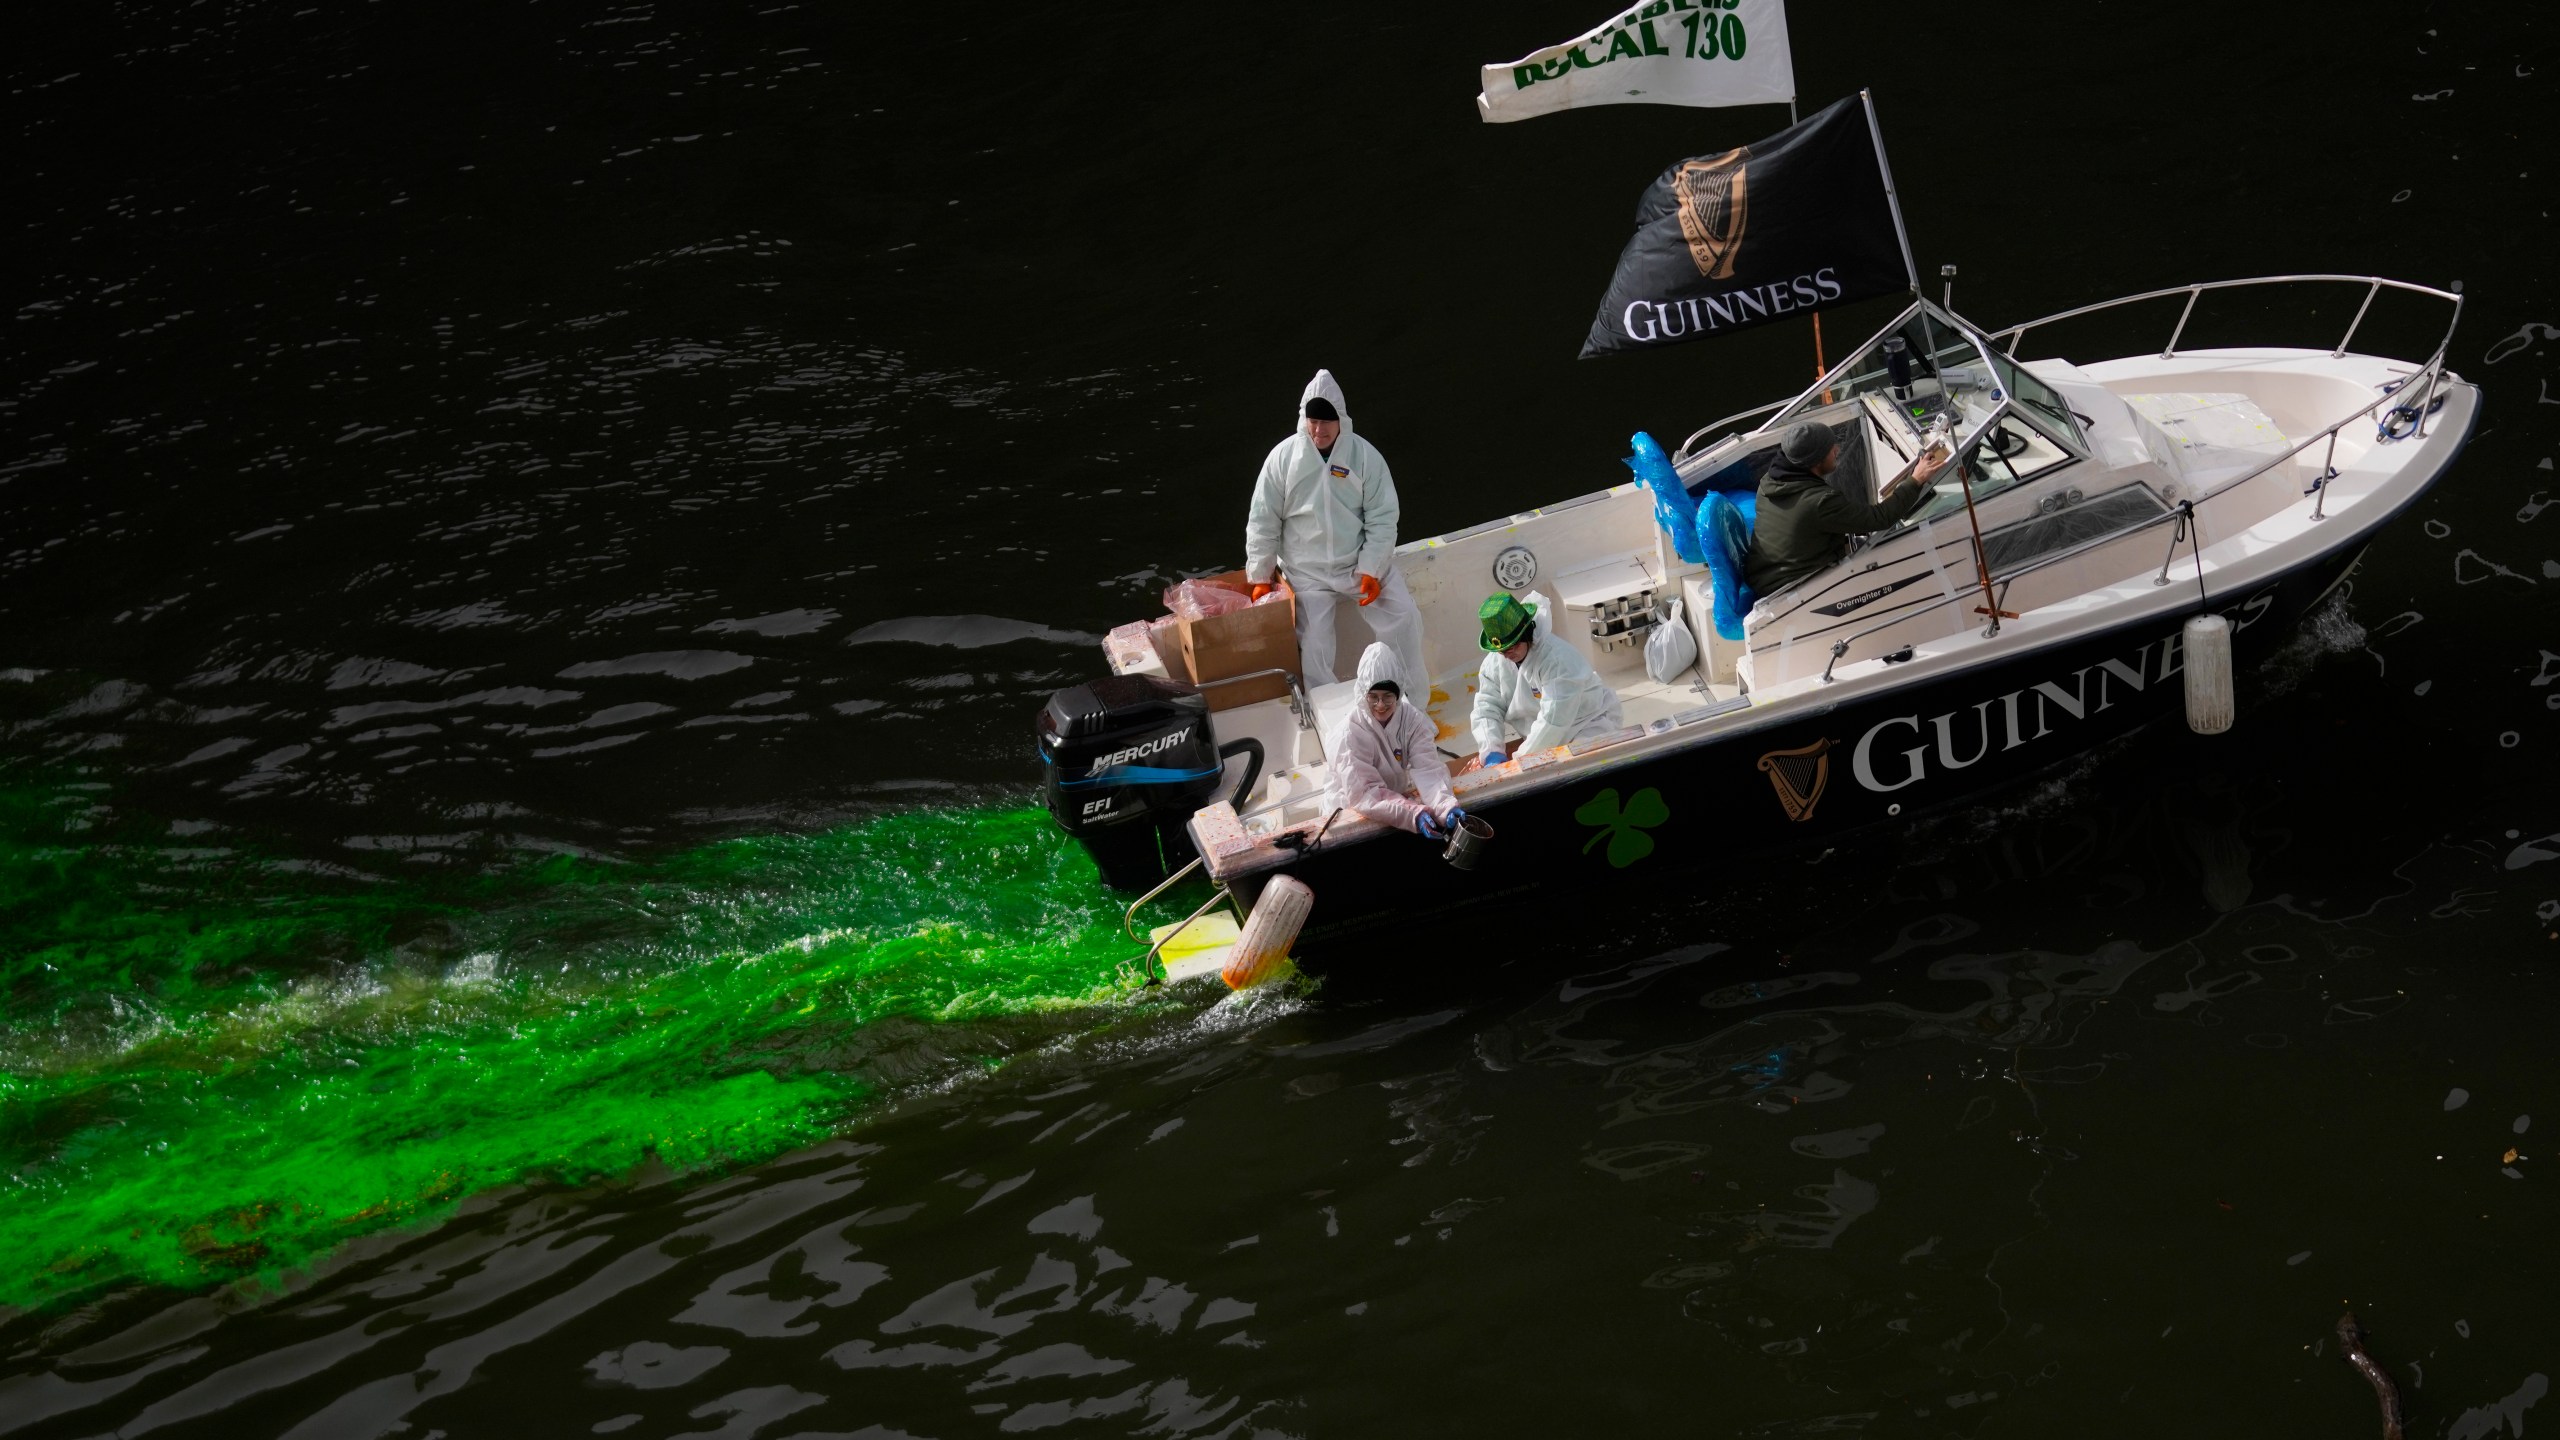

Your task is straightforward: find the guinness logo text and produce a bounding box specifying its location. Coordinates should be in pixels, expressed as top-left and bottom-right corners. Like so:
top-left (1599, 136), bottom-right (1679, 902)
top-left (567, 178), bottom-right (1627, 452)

top-left (1622, 268), bottom-right (1843, 343)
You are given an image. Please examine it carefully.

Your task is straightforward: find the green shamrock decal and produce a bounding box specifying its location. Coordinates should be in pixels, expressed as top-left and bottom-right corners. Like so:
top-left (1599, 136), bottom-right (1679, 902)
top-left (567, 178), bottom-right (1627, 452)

top-left (1576, 786), bottom-right (1669, 868)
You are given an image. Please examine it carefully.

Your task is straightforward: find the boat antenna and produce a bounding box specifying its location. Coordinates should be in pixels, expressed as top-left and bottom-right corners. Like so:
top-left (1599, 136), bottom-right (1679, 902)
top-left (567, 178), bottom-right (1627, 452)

top-left (1859, 88), bottom-right (1921, 296)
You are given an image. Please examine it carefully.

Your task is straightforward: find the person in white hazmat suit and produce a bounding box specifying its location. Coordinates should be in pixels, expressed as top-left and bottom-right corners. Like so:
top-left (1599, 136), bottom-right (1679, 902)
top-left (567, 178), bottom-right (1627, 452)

top-left (1324, 642), bottom-right (1460, 837)
top-left (1243, 370), bottom-right (1428, 689)
top-left (1468, 591), bottom-right (1623, 766)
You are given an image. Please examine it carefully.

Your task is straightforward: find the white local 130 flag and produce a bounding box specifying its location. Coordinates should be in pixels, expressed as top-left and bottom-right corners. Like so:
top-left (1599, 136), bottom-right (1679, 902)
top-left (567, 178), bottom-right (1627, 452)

top-left (1478, 0), bottom-right (1795, 124)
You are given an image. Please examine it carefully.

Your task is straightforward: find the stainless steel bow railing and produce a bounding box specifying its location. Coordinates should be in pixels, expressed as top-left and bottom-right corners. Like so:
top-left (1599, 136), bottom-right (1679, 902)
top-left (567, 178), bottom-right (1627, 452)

top-left (1989, 273), bottom-right (2463, 368)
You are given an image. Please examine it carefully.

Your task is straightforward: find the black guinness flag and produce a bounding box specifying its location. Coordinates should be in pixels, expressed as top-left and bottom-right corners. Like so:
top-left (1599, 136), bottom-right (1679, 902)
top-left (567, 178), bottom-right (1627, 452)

top-left (1581, 94), bottom-right (1915, 359)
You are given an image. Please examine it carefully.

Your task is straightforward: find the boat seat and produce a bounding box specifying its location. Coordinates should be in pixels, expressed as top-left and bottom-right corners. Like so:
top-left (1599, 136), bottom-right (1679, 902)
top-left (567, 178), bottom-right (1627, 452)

top-left (1306, 676), bottom-right (1361, 745)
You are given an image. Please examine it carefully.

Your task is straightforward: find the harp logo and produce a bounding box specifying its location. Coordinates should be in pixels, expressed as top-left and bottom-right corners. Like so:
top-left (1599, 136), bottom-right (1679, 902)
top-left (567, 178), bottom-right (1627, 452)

top-left (1674, 146), bottom-right (1748, 280)
top-left (1757, 737), bottom-right (1834, 822)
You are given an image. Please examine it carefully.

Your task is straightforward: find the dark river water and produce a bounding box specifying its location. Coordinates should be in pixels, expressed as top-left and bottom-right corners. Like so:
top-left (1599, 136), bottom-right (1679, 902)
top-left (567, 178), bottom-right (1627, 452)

top-left (5, 2), bottom-right (2558, 1436)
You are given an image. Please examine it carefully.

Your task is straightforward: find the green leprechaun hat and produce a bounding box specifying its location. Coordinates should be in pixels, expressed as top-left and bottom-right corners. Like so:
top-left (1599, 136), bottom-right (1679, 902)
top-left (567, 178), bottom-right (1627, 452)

top-left (1478, 593), bottom-right (1537, 651)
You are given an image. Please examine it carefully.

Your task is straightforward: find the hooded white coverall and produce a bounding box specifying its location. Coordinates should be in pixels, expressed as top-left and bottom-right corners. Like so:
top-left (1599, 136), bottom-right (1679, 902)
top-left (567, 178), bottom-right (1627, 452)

top-left (1243, 370), bottom-right (1428, 689)
top-left (1470, 628), bottom-right (1624, 760)
top-left (1325, 643), bottom-right (1456, 833)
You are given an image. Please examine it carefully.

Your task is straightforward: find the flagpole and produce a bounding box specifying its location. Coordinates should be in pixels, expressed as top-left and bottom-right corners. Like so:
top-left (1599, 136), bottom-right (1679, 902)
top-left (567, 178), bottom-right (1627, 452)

top-left (1790, 92), bottom-right (1821, 394)
top-left (1858, 88), bottom-right (1920, 294)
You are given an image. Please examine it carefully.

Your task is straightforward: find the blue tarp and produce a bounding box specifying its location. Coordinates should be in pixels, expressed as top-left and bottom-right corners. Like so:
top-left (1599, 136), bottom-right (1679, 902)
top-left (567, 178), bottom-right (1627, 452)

top-left (1696, 491), bottom-right (1756, 642)
top-left (1624, 431), bottom-right (1703, 564)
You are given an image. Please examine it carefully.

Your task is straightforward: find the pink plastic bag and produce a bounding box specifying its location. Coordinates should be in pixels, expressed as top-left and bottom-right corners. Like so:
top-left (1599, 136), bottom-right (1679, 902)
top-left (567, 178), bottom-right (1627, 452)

top-left (1162, 578), bottom-right (1253, 622)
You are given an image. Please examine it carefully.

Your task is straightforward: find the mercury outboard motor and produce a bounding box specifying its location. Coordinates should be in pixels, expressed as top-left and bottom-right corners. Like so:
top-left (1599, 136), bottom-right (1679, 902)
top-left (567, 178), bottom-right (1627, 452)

top-left (1036, 675), bottom-right (1263, 891)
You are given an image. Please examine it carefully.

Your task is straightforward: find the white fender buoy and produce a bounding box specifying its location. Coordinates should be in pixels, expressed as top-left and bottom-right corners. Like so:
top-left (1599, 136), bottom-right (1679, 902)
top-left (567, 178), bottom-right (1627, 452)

top-left (2183, 613), bottom-right (2235, 735)
top-left (1223, 875), bottom-right (1311, 990)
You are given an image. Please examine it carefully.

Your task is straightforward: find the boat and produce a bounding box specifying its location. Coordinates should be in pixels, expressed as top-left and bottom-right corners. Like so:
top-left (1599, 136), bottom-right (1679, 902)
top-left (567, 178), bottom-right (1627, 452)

top-left (1034, 276), bottom-right (2473, 967)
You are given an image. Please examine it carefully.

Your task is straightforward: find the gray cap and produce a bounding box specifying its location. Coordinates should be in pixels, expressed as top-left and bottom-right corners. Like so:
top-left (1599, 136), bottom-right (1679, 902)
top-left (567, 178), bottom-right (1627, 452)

top-left (1779, 422), bottom-right (1833, 466)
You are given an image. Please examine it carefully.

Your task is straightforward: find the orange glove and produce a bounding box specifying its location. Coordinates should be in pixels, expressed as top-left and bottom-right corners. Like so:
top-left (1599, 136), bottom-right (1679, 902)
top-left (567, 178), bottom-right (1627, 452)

top-left (1248, 581), bottom-right (1275, 602)
top-left (1357, 573), bottom-right (1382, 607)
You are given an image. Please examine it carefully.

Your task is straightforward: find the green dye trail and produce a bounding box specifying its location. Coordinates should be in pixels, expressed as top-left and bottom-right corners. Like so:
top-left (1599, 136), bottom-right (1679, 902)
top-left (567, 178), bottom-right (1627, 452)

top-left (0, 783), bottom-right (1152, 1314)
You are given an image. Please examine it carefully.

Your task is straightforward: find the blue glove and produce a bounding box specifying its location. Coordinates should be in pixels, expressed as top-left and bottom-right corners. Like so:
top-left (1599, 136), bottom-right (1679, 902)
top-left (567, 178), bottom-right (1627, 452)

top-left (1448, 807), bottom-right (1468, 827)
top-left (1482, 750), bottom-right (1507, 767)
top-left (1416, 812), bottom-right (1444, 840)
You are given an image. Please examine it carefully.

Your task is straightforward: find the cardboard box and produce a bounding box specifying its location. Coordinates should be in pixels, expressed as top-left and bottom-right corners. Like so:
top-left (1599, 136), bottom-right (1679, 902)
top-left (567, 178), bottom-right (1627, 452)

top-left (1170, 571), bottom-right (1298, 712)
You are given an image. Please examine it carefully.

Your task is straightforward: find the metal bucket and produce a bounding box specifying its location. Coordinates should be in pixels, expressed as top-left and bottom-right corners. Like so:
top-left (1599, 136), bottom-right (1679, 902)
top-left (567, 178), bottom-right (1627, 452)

top-left (1441, 813), bottom-right (1495, 871)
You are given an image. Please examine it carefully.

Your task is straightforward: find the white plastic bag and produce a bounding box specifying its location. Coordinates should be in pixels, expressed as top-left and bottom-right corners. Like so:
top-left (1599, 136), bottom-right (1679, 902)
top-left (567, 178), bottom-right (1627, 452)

top-left (1645, 598), bottom-right (1697, 684)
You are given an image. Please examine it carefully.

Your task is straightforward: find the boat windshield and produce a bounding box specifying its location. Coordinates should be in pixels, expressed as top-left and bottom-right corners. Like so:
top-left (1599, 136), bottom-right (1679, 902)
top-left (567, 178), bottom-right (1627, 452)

top-left (1902, 411), bottom-right (2080, 529)
top-left (1987, 351), bottom-right (2082, 449)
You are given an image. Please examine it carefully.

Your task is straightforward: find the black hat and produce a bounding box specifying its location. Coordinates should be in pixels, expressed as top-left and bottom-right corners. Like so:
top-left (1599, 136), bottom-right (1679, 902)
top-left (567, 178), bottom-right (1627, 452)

top-left (1779, 421), bottom-right (1834, 466)
top-left (1303, 396), bottom-right (1339, 422)
top-left (1365, 678), bottom-right (1401, 698)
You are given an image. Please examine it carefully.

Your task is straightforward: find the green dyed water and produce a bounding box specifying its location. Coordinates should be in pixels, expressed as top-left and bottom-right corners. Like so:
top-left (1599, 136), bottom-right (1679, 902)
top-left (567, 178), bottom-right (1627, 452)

top-left (0, 776), bottom-right (1167, 1315)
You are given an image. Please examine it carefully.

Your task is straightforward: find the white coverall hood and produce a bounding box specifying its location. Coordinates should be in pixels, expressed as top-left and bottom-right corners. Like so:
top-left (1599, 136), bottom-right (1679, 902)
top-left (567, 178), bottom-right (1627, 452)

top-left (1298, 369), bottom-right (1350, 431)
top-left (1323, 641), bottom-right (1408, 760)
top-left (1351, 638), bottom-right (1405, 694)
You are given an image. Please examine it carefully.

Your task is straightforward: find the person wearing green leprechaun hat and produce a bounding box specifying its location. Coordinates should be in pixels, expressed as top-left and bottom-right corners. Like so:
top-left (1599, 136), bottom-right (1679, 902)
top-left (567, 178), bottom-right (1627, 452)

top-left (1466, 592), bottom-right (1623, 768)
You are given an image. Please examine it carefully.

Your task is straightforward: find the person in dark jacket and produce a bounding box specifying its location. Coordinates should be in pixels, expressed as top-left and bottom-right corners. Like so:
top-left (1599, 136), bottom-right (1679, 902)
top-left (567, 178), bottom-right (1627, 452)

top-left (1743, 421), bottom-right (1952, 595)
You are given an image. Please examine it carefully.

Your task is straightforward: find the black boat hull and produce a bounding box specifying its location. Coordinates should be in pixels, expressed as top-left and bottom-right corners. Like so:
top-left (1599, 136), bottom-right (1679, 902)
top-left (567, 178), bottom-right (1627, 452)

top-left (1247, 544), bottom-right (2362, 950)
